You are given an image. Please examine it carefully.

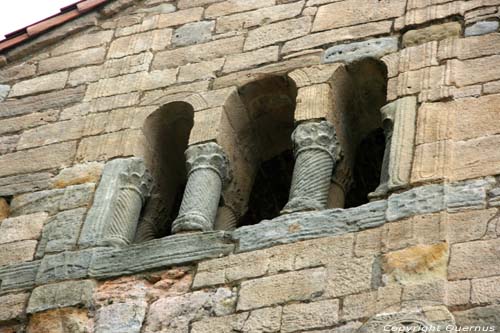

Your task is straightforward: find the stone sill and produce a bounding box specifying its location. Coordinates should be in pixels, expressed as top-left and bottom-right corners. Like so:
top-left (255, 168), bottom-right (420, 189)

top-left (0, 176), bottom-right (498, 295)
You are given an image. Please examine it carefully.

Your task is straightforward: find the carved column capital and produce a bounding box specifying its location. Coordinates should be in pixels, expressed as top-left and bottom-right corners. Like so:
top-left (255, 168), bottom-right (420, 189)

top-left (185, 142), bottom-right (231, 184)
top-left (292, 121), bottom-right (340, 160)
top-left (118, 168), bottom-right (153, 204)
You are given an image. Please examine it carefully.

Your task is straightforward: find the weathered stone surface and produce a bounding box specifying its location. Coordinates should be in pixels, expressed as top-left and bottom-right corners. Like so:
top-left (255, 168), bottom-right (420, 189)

top-left (27, 280), bottom-right (96, 313)
top-left (26, 308), bottom-right (91, 333)
top-left (61, 92), bottom-right (140, 119)
top-left (51, 30), bottom-right (114, 56)
top-left (0, 85), bottom-right (9, 102)
top-left (0, 212), bottom-right (46, 244)
top-left (0, 198), bottom-right (8, 221)
top-left (0, 134), bottom-right (18, 155)
top-left (471, 276), bottom-right (500, 304)
top-left (143, 288), bottom-right (236, 333)
top-left (0, 86), bottom-right (85, 119)
top-left (38, 47), bottom-right (106, 74)
top-left (442, 209), bottom-right (496, 244)
top-left (0, 110), bottom-right (59, 136)
top-left (206, 0), bottom-right (274, 18)
top-left (223, 46), bottom-right (279, 73)
top-left (402, 22), bottom-right (462, 47)
top-left (386, 184), bottom-right (444, 221)
top-left (0, 293), bottom-right (29, 322)
top-left (387, 65), bottom-right (447, 102)
top-left (36, 208), bottom-right (86, 257)
top-left (178, 0), bottom-right (223, 8)
top-left (0, 62), bottom-right (36, 83)
top-left (325, 256), bottom-right (373, 298)
top-left (0, 240), bottom-right (37, 266)
top-left (178, 58), bottom-right (224, 83)
top-left (383, 243), bottom-right (449, 285)
top-left (446, 279), bottom-right (470, 306)
top-left (444, 178), bottom-right (493, 212)
top-left (8, 72), bottom-right (68, 98)
top-left (107, 29), bottom-right (172, 58)
top-left (52, 162), bottom-right (103, 188)
top-left (323, 37), bottom-right (398, 64)
top-left (447, 54), bottom-right (500, 87)
top-left (0, 261), bottom-right (39, 294)
top-left (152, 36), bottom-right (244, 69)
top-left (454, 305), bottom-right (500, 326)
top-left (35, 249), bottom-right (98, 284)
top-left (449, 238), bottom-right (500, 280)
top-left (233, 200), bottom-right (386, 252)
top-left (244, 17), bottom-right (312, 51)
top-left (282, 299), bottom-right (339, 333)
top-left (95, 301), bottom-right (147, 333)
top-left (237, 268), bottom-right (326, 311)
top-left (313, 0), bottom-right (406, 32)
top-left (172, 21), bottom-right (214, 47)
top-left (465, 20), bottom-right (499, 36)
top-left (90, 232), bottom-right (233, 278)
top-left (216, 1), bottom-right (304, 33)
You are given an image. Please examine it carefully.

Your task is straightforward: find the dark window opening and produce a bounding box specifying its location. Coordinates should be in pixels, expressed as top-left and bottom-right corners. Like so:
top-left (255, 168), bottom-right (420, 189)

top-left (0, 196), bottom-right (11, 220)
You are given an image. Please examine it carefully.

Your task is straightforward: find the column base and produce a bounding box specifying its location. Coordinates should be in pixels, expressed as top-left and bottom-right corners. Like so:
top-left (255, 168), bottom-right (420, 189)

top-left (280, 197), bottom-right (324, 214)
top-left (172, 213), bottom-right (213, 233)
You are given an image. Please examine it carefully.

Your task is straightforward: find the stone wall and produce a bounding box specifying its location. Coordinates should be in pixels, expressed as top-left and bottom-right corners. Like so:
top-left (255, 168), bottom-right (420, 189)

top-left (1, 0), bottom-right (500, 331)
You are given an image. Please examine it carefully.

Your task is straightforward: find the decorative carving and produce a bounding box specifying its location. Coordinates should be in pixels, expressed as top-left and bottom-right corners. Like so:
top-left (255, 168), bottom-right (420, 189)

top-left (172, 142), bottom-right (231, 233)
top-left (370, 96), bottom-right (417, 198)
top-left (79, 158), bottom-right (152, 248)
top-left (214, 205), bottom-right (239, 231)
top-left (282, 121), bottom-right (340, 214)
top-left (357, 306), bottom-right (455, 332)
top-left (134, 193), bottom-right (170, 243)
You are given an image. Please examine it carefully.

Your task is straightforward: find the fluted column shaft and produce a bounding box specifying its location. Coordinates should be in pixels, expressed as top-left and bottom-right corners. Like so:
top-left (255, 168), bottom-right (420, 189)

top-left (172, 142), bottom-right (230, 233)
top-left (282, 121), bottom-right (340, 214)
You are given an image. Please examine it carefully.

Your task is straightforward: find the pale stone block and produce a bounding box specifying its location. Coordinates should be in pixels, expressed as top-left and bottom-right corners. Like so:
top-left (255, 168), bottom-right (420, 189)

top-left (484, 80), bottom-right (500, 94)
top-left (395, 2), bottom-right (463, 30)
top-left (223, 46), bottom-right (279, 74)
top-left (52, 162), bottom-right (103, 188)
top-left (343, 291), bottom-right (377, 321)
top-left (0, 134), bottom-right (19, 155)
top-left (0, 110), bottom-right (59, 136)
top-left (294, 84), bottom-right (332, 121)
top-left (282, 299), bottom-right (339, 333)
top-left (237, 268), bottom-right (326, 310)
top-left (95, 301), bottom-right (147, 333)
top-left (152, 36), bottom-right (244, 69)
top-left (406, 0), bottom-right (457, 10)
top-left (9, 72), bottom-right (68, 98)
top-left (449, 238), bottom-right (500, 280)
top-left (451, 135), bottom-right (500, 181)
top-left (323, 37), bottom-right (398, 64)
top-left (0, 240), bottom-right (38, 266)
top-left (396, 41), bottom-right (440, 74)
top-left (465, 21), bottom-right (499, 36)
top-left (287, 63), bottom-right (343, 88)
top-left (107, 29), bottom-right (172, 58)
top-left (471, 276), bottom-right (500, 304)
top-left (402, 280), bottom-right (446, 303)
top-left (0, 84), bottom-right (9, 101)
top-left (0, 293), bottom-right (29, 322)
top-left (454, 304), bottom-right (500, 327)
top-left (216, 1), bottom-right (304, 33)
top-left (0, 212), bottom-right (47, 244)
top-left (447, 54), bottom-right (500, 87)
top-left (244, 16), bottom-right (312, 51)
top-left (189, 107), bottom-right (225, 144)
top-left (402, 22), bottom-right (462, 47)
top-left (325, 256), bottom-right (373, 297)
top-left (61, 92), bottom-right (140, 119)
top-left (178, 0), bottom-right (223, 8)
top-left (172, 21), bottom-right (214, 47)
top-left (37, 208), bottom-right (86, 255)
top-left (178, 58), bottom-right (224, 83)
top-left (156, 7), bottom-right (204, 28)
top-left (0, 62), bottom-right (36, 83)
top-left (17, 119), bottom-right (84, 150)
top-left (38, 47), bottom-right (106, 74)
top-left (26, 308), bottom-right (91, 333)
top-left (206, 0), bottom-right (274, 18)
top-left (27, 280), bottom-right (96, 313)
top-left (387, 65), bottom-right (447, 102)
top-left (355, 228), bottom-right (382, 257)
top-left (411, 141), bottom-right (450, 183)
top-left (51, 30), bottom-right (114, 56)
top-left (0, 141), bottom-right (76, 178)
top-left (445, 280), bottom-right (470, 306)
top-left (313, 0), bottom-right (406, 32)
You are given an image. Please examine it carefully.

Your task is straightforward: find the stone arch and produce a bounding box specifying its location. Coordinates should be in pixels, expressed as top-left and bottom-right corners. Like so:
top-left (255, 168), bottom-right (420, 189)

top-left (137, 101), bottom-right (194, 240)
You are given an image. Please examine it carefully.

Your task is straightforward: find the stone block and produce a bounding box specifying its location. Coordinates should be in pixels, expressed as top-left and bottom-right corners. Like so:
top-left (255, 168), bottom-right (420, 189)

top-left (178, 0), bottom-right (223, 8)
top-left (26, 308), bottom-right (91, 333)
top-left (0, 261), bottom-right (39, 294)
top-left (392, 41), bottom-right (440, 75)
top-left (0, 240), bottom-right (37, 266)
top-left (471, 276), bottom-right (500, 304)
top-left (51, 30), bottom-right (114, 56)
top-left (36, 208), bottom-right (86, 257)
top-left (17, 119), bottom-right (85, 150)
top-left (282, 299), bottom-right (339, 333)
top-left (444, 178), bottom-right (493, 212)
top-left (178, 58), bottom-right (224, 83)
top-left (454, 305), bottom-right (500, 327)
top-left (8, 72), bottom-right (68, 98)
top-left (449, 238), bottom-right (500, 280)
top-left (95, 301), bottom-right (147, 333)
top-left (402, 280), bottom-right (447, 303)
top-left (233, 200), bottom-right (386, 252)
top-left (52, 162), bottom-right (103, 188)
top-left (447, 54), bottom-right (500, 87)
top-left (191, 313), bottom-right (248, 333)
top-left (76, 129), bottom-right (147, 162)
top-left (395, 2), bottom-right (463, 30)
top-left (38, 47), bottom-right (106, 74)
top-left (484, 80), bottom-right (500, 94)
top-left (35, 249), bottom-right (97, 284)
top-left (244, 16), bottom-right (312, 51)
top-left (172, 21), bottom-right (214, 47)
top-left (0, 141), bottom-right (76, 179)
top-left (107, 29), bottom-right (172, 58)
top-left (342, 291), bottom-right (377, 321)
top-left (0, 293), bottom-right (29, 323)
top-left (451, 135), bottom-right (500, 181)
top-left (223, 46), bottom-right (279, 74)
top-left (205, 0), bottom-right (274, 18)
top-left (152, 36), bottom-right (244, 69)
top-left (383, 243), bottom-right (449, 285)
top-left (154, 7), bottom-right (204, 29)
top-left (61, 92), bottom-right (140, 120)
top-left (0, 85), bottom-right (9, 101)
top-left (387, 184), bottom-right (444, 222)
top-left (216, 1), bottom-right (304, 33)
top-left (0, 109), bottom-right (58, 136)
top-left (323, 37), bottom-right (398, 64)
top-left (237, 268), bottom-right (326, 311)
top-left (0, 62), bottom-right (36, 83)
top-left (465, 20), bottom-right (499, 36)
top-left (387, 65), bottom-right (447, 102)
top-left (27, 280), bottom-right (96, 313)
top-left (355, 228), bottom-right (382, 257)
top-left (0, 135), bottom-right (18, 155)
top-left (325, 256), bottom-right (373, 298)
top-left (402, 22), bottom-right (462, 47)
top-left (0, 212), bottom-right (47, 244)
top-left (445, 280), bottom-right (470, 306)
top-left (0, 198), bottom-right (8, 221)
top-left (90, 232), bottom-right (234, 279)
top-left (313, 0), bottom-right (406, 32)
top-left (0, 86), bottom-right (85, 119)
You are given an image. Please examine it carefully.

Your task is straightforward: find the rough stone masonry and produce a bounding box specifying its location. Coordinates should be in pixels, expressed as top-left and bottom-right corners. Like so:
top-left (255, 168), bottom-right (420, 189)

top-left (1, 0), bottom-right (500, 332)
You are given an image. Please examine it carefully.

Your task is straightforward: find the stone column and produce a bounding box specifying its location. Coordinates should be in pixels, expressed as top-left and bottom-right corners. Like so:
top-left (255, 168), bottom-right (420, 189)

top-left (282, 121), bottom-right (340, 214)
top-left (101, 168), bottom-right (153, 247)
top-left (172, 142), bottom-right (230, 233)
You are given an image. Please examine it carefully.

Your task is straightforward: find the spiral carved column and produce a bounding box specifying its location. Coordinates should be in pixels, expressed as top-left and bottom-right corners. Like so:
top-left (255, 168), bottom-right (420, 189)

top-left (101, 168), bottom-right (153, 247)
top-left (282, 121), bottom-right (340, 214)
top-left (172, 142), bottom-right (230, 233)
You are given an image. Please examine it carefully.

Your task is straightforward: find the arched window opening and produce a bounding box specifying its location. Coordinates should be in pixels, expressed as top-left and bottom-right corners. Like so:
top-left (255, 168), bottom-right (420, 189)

top-left (139, 101), bottom-right (194, 239)
top-left (237, 76), bottom-right (297, 226)
top-left (339, 58), bottom-right (388, 208)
